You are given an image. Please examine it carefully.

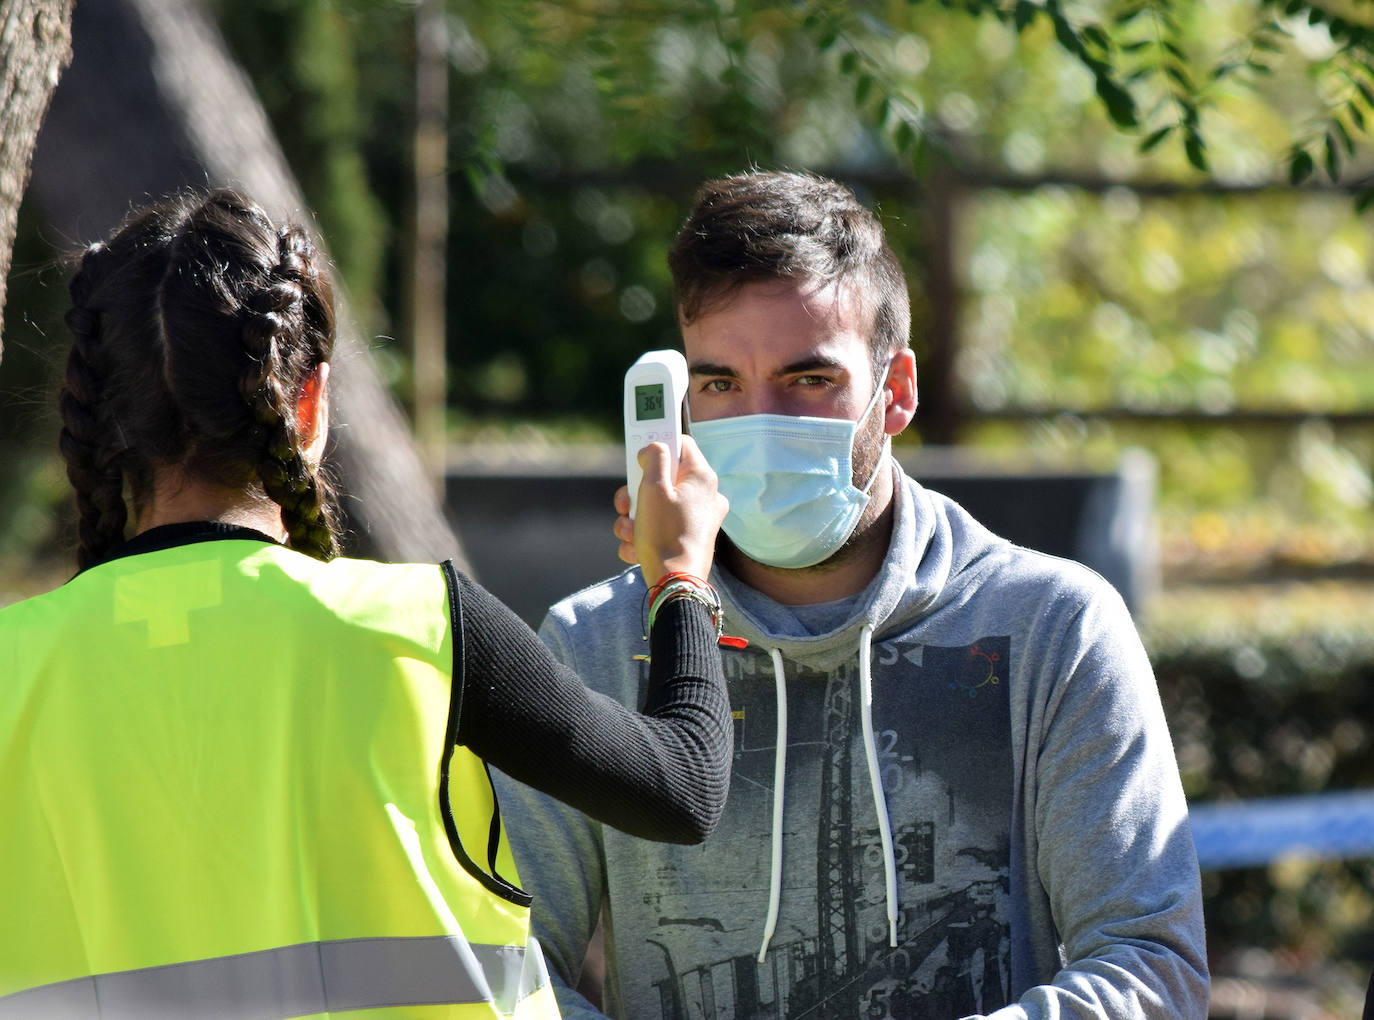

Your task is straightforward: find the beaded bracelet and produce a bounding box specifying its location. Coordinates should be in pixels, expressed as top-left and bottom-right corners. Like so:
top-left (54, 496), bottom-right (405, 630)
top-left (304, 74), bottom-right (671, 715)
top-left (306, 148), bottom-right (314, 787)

top-left (638, 571), bottom-right (747, 654)
top-left (648, 573), bottom-right (722, 636)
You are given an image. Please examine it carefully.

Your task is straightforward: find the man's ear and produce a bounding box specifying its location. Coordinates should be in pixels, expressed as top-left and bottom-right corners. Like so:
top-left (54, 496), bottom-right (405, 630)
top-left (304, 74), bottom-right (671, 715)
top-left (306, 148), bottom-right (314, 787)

top-left (882, 349), bottom-right (918, 436)
top-left (297, 362), bottom-right (331, 465)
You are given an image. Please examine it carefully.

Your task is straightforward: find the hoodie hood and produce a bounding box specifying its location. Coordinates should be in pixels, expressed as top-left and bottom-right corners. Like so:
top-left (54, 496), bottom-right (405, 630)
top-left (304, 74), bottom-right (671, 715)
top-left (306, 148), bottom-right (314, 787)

top-left (708, 462), bottom-right (1004, 672)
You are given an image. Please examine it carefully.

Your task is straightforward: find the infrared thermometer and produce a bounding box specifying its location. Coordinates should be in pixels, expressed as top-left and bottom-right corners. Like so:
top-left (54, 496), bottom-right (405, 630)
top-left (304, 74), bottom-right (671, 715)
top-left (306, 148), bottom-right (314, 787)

top-left (624, 349), bottom-right (689, 519)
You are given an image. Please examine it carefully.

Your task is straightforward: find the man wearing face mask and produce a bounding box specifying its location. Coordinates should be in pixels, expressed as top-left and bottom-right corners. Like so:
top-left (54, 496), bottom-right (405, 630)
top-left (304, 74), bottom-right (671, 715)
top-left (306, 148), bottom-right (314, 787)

top-left (494, 170), bottom-right (1209, 1018)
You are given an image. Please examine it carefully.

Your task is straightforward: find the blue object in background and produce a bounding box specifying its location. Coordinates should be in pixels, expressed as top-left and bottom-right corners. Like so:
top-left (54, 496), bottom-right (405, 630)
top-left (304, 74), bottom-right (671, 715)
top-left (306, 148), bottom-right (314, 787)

top-left (1190, 790), bottom-right (1374, 870)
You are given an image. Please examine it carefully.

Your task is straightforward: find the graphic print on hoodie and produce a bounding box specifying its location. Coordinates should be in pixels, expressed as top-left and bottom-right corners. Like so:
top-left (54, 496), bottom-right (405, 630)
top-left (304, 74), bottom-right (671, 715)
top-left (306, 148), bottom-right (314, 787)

top-left (608, 632), bottom-right (1013, 1019)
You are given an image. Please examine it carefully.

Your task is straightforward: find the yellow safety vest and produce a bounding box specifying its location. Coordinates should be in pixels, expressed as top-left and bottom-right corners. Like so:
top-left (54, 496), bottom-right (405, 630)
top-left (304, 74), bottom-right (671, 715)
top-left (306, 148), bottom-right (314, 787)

top-left (0, 535), bottom-right (559, 1019)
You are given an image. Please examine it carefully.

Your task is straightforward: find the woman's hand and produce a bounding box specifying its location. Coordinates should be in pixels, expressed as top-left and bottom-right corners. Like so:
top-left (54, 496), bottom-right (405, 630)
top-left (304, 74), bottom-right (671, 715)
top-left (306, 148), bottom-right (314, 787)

top-left (613, 436), bottom-right (727, 584)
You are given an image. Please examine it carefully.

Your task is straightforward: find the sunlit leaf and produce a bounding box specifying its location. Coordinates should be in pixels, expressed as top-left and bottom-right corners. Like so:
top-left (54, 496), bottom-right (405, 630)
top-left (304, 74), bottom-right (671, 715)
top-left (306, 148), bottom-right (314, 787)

top-left (1051, 14), bottom-right (1081, 56)
top-left (1114, 5), bottom-right (1147, 27)
top-left (1165, 63), bottom-right (1195, 93)
top-left (1324, 132), bottom-right (1341, 180)
top-left (1140, 125), bottom-right (1173, 152)
top-left (1184, 130), bottom-right (1208, 171)
top-left (1095, 74), bottom-right (1139, 128)
top-left (893, 118), bottom-right (916, 152)
top-left (855, 72), bottom-right (874, 105)
top-left (1334, 117), bottom-right (1355, 155)
top-left (1289, 147), bottom-right (1316, 184)
top-left (1082, 25), bottom-right (1111, 51)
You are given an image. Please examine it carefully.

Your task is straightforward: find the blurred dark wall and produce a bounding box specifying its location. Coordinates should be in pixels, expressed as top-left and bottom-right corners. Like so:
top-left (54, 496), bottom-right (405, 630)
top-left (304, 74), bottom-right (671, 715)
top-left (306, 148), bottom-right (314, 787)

top-left (445, 446), bottom-right (1158, 626)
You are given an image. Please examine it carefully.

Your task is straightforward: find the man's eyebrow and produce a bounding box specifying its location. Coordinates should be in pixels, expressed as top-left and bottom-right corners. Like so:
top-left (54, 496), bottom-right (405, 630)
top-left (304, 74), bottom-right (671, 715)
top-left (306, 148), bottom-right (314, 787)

top-left (776, 355), bottom-right (845, 377)
top-left (689, 362), bottom-right (738, 378)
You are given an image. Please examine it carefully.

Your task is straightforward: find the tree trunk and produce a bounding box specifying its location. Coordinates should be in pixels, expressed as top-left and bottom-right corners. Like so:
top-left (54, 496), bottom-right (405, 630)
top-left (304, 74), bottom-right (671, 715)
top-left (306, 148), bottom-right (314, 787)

top-left (917, 162), bottom-right (964, 445)
top-left (407, 0), bottom-right (449, 491)
top-left (27, 0), bottom-right (468, 568)
top-left (0, 0), bottom-right (72, 357)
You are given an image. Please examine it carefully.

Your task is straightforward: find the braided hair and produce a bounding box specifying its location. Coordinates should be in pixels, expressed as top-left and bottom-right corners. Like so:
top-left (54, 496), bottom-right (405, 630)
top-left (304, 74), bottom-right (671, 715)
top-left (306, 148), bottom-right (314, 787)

top-left (57, 189), bottom-right (341, 567)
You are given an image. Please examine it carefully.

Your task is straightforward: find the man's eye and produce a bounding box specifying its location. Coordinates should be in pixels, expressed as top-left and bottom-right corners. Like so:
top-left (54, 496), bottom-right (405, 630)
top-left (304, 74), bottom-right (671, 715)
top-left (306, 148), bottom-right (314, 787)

top-left (702, 378), bottom-right (734, 393)
top-left (795, 374), bottom-right (829, 387)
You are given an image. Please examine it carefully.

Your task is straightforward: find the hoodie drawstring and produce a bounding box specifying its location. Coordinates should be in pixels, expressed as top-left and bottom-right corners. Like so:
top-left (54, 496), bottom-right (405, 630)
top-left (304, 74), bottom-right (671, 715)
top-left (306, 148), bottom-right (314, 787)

top-left (758, 647), bottom-right (788, 963)
top-left (757, 627), bottom-right (899, 961)
top-left (858, 623), bottom-right (899, 948)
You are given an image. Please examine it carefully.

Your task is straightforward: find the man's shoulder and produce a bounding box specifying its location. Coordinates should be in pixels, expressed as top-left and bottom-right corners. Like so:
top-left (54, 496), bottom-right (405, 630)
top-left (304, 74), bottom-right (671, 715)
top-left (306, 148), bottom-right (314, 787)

top-left (542, 566), bottom-right (647, 641)
top-left (910, 474), bottom-right (1135, 618)
top-left (538, 567), bottom-right (648, 698)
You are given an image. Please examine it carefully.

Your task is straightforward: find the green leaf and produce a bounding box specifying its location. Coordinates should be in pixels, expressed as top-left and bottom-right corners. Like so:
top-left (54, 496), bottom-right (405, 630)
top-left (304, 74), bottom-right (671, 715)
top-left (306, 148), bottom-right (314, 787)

top-left (840, 51), bottom-right (859, 74)
top-left (1325, 133), bottom-right (1341, 179)
top-left (894, 119), bottom-right (916, 153)
top-left (1335, 116), bottom-right (1355, 155)
top-left (855, 73), bottom-right (874, 105)
top-left (1162, 40), bottom-right (1187, 62)
top-left (1308, 6), bottom-right (1325, 26)
top-left (1082, 25), bottom-right (1111, 51)
top-left (1095, 75), bottom-right (1139, 128)
top-left (1165, 63), bottom-right (1196, 93)
top-left (1139, 125), bottom-right (1173, 152)
top-left (1114, 5), bottom-right (1147, 26)
top-left (1014, 0), bottom-right (1037, 32)
top-left (1252, 36), bottom-right (1284, 54)
top-left (1355, 188), bottom-right (1374, 213)
top-left (1184, 130), bottom-right (1208, 171)
top-left (1356, 79), bottom-right (1374, 108)
top-left (1212, 61), bottom-right (1241, 80)
top-left (1289, 148), bottom-right (1315, 185)
top-left (1348, 102), bottom-right (1366, 131)
top-left (1051, 15), bottom-right (1082, 56)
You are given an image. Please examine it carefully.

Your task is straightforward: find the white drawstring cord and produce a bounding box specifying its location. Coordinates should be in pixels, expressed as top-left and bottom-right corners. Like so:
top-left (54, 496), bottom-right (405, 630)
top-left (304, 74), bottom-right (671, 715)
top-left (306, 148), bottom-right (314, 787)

top-left (758, 647), bottom-right (788, 963)
top-left (858, 623), bottom-right (899, 947)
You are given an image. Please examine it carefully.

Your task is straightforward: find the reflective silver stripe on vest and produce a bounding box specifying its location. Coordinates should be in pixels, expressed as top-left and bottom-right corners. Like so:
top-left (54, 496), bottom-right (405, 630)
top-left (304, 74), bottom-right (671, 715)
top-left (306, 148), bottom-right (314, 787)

top-left (0, 935), bottom-right (549, 1018)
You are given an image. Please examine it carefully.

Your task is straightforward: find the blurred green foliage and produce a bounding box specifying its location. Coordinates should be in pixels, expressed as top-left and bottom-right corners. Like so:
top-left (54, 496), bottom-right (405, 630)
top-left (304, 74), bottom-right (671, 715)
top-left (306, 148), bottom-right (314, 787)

top-left (4, 0), bottom-right (1372, 574)
top-left (1148, 586), bottom-right (1374, 983)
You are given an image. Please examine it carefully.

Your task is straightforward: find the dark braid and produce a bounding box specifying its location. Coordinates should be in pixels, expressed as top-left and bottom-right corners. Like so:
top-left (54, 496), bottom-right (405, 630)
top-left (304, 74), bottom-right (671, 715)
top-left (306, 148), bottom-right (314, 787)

top-left (58, 188), bottom-right (342, 566)
top-left (238, 226), bottom-right (339, 560)
top-left (58, 244), bottom-right (130, 568)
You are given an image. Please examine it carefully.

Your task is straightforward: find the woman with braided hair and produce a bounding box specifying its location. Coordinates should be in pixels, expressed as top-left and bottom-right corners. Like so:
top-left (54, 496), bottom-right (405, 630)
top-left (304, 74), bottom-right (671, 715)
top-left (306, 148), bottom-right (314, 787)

top-left (0, 189), bottom-right (731, 1019)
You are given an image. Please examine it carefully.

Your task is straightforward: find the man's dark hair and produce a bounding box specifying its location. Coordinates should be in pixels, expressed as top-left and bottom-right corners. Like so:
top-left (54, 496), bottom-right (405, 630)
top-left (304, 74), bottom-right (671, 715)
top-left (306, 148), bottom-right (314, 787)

top-left (667, 170), bottom-right (911, 368)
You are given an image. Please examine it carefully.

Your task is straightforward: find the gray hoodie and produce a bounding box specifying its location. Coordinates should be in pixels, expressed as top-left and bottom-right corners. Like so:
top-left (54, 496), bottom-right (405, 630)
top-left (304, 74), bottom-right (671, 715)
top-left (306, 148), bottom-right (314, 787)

top-left (494, 466), bottom-right (1209, 1018)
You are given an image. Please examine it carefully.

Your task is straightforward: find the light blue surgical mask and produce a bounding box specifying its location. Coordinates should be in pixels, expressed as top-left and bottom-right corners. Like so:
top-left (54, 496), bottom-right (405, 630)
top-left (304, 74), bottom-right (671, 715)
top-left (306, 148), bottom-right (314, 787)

top-left (690, 367), bottom-right (890, 569)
